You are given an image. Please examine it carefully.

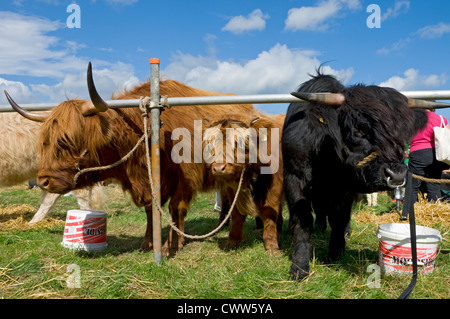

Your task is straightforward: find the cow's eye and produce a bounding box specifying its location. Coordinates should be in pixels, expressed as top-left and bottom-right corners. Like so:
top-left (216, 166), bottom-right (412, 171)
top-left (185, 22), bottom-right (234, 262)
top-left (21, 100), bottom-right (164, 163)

top-left (353, 128), bottom-right (365, 138)
top-left (80, 149), bottom-right (89, 157)
top-left (56, 138), bottom-right (70, 150)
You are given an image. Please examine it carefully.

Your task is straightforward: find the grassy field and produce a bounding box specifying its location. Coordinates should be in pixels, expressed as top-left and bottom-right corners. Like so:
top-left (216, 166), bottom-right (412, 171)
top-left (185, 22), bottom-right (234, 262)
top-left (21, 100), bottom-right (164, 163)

top-left (0, 183), bottom-right (448, 299)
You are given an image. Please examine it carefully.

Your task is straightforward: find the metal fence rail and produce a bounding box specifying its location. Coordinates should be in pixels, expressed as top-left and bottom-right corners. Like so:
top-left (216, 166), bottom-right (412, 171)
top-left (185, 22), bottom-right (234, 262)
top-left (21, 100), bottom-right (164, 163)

top-left (2, 59), bottom-right (450, 267)
top-left (2, 91), bottom-right (450, 113)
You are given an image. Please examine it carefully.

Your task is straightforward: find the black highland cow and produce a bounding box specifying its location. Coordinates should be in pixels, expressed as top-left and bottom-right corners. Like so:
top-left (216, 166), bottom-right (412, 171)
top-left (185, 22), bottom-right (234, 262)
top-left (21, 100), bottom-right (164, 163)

top-left (282, 72), bottom-right (428, 280)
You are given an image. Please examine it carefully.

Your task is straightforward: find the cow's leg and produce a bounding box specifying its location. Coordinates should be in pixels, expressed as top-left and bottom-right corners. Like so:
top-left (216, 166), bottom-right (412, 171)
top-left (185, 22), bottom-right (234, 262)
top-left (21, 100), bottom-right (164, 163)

top-left (285, 174), bottom-right (313, 281)
top-left (73, 183), bottom-right (105, 211)
top-left (72, 187), bottom-right (91, 210)
top-left (276, 203), bottom-right (284, 234)
top-left (30, 185), bottom-right (104, 224)
top-left (260, 172), bottom-right (284, 252)
top-left (327, 195), bottom-right (353, 261)
top-left (259, 205), bottom-right (280, 253)
top-left (255, 216), bottom-right (263, 231)
top-left (140, 204), bottom-right (154, 252)
top-left (29, 190), bottom-right (60, 224)
top-left (226, 207), bottom-right (247, 249)
top-left (226, 187), bottom-right (247, 249)
top-left (289, 200), bottom-right (313, 280)
top-left (163, 197), bottom-right (190, 255)
top-left (311, 187), bottom-right (328, 233)
top-left (314, 211), bottom-right (328, 233)
top-left (312, 192), bottom-right (328, 233)
top-left (217, 189), bottom-right (230, 227)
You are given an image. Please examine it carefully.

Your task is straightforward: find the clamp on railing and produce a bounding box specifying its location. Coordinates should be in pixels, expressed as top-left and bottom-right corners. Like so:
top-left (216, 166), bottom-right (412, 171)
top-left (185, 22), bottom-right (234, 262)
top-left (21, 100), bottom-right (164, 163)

top-left (139, 95), bottom-right (170, 117)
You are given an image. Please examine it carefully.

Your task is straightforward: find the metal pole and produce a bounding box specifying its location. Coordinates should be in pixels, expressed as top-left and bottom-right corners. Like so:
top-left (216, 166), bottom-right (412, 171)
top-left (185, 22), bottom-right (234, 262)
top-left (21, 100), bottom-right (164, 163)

top-left (2, 90), bottom-right (450, 112)
top-left (150, 58), bottom-right (162, 265)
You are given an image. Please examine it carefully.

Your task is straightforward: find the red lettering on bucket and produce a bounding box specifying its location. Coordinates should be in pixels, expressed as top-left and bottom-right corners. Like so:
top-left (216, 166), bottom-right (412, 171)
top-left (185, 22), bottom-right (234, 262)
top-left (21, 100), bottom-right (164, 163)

top-left (379, 241), bottom-right (437, 274)
top-left (63, 214), bottom-right (107, 245)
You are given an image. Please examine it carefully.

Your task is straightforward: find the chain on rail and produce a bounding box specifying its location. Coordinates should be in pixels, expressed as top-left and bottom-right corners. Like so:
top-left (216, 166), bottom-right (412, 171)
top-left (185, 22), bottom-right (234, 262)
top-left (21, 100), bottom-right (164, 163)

top-left (73, 96), bottom-right (245, 240)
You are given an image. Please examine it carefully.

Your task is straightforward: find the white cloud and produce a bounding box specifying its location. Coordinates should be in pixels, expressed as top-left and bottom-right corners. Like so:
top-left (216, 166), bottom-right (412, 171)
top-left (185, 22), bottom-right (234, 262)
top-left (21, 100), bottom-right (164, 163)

top-left (417, 22), bottom-right (450, 39)
top-left (12, 0), bottom-right (24, 6)
top-left (105, 0), bottom-right (138, 6)
top-left (0, 11), bottom-right (139, 104)
top-left (222, 9), bottom-right (269, 34)
top-left (1, 62), bottom-right (139, 105)
top-left (31, 62), bottom-right (140, 102)
top-left (381, 1), bottom-right (410, 21)
top-left (285, 0), bottom-right (340, 32)
top-left (340, 0), bottom-right (362, 10)
top-left (163, 43), bottom-right (354, 95)
top-left (379, 68), bottom-right (447, 91)
top-left (0, 77), bottom-right (35, 104)
top-left (377, 37), bottom-right (411, 55)
top-left (284, 0), bottom-right (361, 32)
top-left (65, 41), bottom-right (87, 54)
top-left (0, 11), bottom-right (69, 77)
top-left (377, 21), bottom-right (450, 55)
top-left (204, 34), bottom-right (218, 55)
top-left (100, 47), bottom-right (115, 52)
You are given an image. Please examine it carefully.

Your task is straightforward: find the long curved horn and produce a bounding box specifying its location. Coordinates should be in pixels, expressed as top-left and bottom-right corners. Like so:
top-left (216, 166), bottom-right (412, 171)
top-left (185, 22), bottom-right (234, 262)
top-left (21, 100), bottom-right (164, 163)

top-left (87, 62), bottom-right (109, 112)
top-left (291, 92), bottom-right (345, 106)
top-left (3, 91), bottom-right (48, 122)
top-left (408, 99), bottom-right (450, 109)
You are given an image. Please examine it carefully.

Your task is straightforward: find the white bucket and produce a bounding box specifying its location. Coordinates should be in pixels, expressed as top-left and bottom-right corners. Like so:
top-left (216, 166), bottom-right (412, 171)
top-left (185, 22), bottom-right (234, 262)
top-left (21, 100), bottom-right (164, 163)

top-left (61, 209), bottom-right (108, 252)
top-left (377, 223), bottom-right (442, 275)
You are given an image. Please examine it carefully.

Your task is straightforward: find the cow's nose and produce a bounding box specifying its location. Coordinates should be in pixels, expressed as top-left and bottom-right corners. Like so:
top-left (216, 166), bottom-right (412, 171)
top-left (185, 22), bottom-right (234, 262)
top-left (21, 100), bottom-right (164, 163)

top-left (212, 163), bottom-right (227, 174)
top-left (385, 167), bottom-right (407, 187)
top-left (37, 177), bottom-right (50, 190)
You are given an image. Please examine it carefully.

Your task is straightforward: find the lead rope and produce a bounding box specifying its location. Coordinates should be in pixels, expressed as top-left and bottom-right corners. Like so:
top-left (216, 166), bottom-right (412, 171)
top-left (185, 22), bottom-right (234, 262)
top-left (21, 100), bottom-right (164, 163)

top-left (72, 97), bottom-right (245, 240)
top-left (357, 152), bottom-right (377, 167)
top-left (398, 172), bottom-right (450, 298)
top-left (356, 151), bottom-right (443, 299)
top-left (141, 108), bottom-right (245, 239)
top-left (398, 171), bottom-right (418, 299)
top-left (72, 133), bottom-right (147, 189)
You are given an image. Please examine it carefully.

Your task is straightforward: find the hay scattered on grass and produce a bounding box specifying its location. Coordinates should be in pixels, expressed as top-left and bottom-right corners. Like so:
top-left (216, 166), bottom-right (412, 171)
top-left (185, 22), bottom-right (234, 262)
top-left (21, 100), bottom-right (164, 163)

top-left (0, 204), bottom-right (64, 231)
top-left (353, 198), bottom-right (450, 230)
top-left (353, 209), bottom-right (402, 226)
top-left (413, 199), bottom-right (450, 227)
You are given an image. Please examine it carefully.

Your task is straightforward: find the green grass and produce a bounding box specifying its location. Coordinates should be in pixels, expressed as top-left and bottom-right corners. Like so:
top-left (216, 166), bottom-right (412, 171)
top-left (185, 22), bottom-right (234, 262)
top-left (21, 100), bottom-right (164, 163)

top-left (0, 185), bottom-right (448, 299)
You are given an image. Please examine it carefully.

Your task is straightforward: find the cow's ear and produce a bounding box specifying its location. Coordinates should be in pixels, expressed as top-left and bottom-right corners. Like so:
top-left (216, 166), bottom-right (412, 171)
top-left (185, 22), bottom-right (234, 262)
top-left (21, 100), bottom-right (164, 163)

top-left (81, 101), bottom-right (101, 116)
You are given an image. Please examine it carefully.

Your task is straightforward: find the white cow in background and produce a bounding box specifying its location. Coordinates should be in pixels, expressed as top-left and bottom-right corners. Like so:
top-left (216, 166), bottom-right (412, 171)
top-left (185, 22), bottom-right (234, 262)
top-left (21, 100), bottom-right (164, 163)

top-left (0, 112), bottom-right (103, 224)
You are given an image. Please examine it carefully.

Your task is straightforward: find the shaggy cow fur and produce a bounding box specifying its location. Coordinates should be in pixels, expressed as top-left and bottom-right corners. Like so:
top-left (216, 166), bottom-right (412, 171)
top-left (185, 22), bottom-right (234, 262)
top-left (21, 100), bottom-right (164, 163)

top-left (282, 72), bottom-right (428, 280)
top-left (203, 113), bottom-right (285, 253)
top-left (35, 79), bottom-right (259, 254)
top-left (0, 112), bottom-right (103, 224)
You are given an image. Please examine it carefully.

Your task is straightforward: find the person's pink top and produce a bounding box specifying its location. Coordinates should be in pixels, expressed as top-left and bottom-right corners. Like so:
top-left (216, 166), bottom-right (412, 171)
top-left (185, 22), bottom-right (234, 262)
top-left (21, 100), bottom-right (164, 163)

top-left (410, 111), bottom-right (448, 153)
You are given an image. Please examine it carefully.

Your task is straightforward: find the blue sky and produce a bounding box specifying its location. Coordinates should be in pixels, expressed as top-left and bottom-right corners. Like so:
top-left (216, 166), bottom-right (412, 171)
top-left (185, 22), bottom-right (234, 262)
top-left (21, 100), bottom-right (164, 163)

top-left (1, 0), bottom-right (450, 118)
